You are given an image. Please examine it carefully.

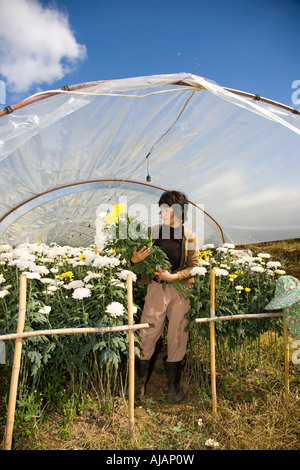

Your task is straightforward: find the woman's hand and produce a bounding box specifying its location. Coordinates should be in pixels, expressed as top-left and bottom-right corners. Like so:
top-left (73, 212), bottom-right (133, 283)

top-left (131, 246), bottom-right (150, 263)
top-left (154, 270), bottom-right (179, 282)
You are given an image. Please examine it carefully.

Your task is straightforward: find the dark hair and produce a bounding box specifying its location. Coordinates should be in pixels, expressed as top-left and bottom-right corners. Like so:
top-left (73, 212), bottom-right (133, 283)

top-left (158, 190), bottom-right (189, 223)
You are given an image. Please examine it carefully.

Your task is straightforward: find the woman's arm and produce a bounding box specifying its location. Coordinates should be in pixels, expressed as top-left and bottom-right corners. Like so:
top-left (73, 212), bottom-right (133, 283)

top-left (154, 270), bottom-right (179, 282)
top-left (177, 234), bottom-right (199, 281)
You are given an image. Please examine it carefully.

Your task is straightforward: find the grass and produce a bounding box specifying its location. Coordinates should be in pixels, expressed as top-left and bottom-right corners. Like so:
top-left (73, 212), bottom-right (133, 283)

top-left (1, 329), bottom-right (299, 451)
top-left (0, 239), bottom-right (299, 451)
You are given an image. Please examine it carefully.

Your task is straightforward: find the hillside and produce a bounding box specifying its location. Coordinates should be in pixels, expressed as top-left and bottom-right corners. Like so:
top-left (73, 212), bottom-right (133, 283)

top-left (238, 238), bottom-right (300, 279)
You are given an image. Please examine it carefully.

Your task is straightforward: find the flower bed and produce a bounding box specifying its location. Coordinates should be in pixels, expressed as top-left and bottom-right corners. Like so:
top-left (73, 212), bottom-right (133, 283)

top-left (0, 207), bottom-right (285, 380)
top-left (186, 243), bottom-right (284, 345)
top-left (0, 242), bottom-right (140, 379)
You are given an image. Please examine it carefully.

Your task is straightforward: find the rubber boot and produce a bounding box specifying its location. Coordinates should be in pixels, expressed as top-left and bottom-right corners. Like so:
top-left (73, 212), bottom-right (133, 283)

top-left (138, 354), bottom-right (156, 398)
top-left (126, 355), bottom-right (156, 399)
top-left (163, 356), bottom-right (185, 403)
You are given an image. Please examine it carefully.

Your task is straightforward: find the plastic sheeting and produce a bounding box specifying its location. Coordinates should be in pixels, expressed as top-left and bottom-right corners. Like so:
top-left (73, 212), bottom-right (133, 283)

top-left (0, 73), bottom-right (299, 247)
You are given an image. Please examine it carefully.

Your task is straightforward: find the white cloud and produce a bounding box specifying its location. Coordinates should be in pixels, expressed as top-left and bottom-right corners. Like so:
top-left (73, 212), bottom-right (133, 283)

top-left (0, 0), bottom-right (87, 93)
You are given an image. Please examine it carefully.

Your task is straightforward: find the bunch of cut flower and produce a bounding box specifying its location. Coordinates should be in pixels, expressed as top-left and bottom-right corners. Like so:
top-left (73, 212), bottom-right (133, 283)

top-left (95, 204), bottom-right (190, 298)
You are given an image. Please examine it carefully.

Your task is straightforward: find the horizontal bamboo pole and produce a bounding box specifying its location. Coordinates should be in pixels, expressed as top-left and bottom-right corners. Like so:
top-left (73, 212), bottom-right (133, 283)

top-left (196, 312), bottom-right (283, 323)
top-left (0, 323), bottom-right (151, 342)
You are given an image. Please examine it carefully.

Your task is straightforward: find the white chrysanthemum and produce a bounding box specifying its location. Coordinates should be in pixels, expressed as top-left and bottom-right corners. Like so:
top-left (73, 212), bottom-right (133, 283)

top-left (10, 259), bottom-right (35, 271)
top-left (250, 266), bottom-right (265, 273)
top-left (29, 265), bottom-right (50, 275)
top-left (0, 245), bottom-right (12, 253)
top-left (105, 302), bottom-right (125, 319)
top-left (40, 278), bottom-right (56, 285)
top-left (83, 272), bottom-right (102, 283)
top-left (117, 270), bottom-right (137, 282)
top-left (110, 279), bottom-right (126, 288)
top-left (96, 211), bottom-right (108, 221)
top-left (216, 247), bottom-right (229, 253)
top-left (40, 257), bottom-right (54, 263)
top-left (94, 235), bottom-right (106, 251)
top-left (190, 266), bottom-right (207, 276)
top-left (38, 306), bottom-right (51, 314)
top-left (72, 287), bottom-right (91, 300)
top-left (84, 254), bottom-right (97, 266)
top-left (49, 246), bottom-right (68, 259)
top-left (266, 261), bottom-right (281, 269)
top-left (95, 212), bottom-right (108, 250)
top-left (0, 276), bottom-right (6, 284)
top-left (72, 261), bottom-right (86, 267)
top-left (47, 285), bottom-right (58, 292)
top-left (0, 290), bottom-right (9, 298)
top-left (222, 243), bottom-right (235, 249)
top-left (12, 248), bottom-right (36, 261)
top-left (23, 271), bottom-right (41, 280)
top-left (199, 260), bottom-right (210, 266)
top-left (214, 268), bottom-right (229, 276)
top-left (201, 244), bottom-right (215, 250)
top-left (0, 251), bottom-right (13, 261)
top-left (235, 285), bottom-right (244, 291)
top-left (93, 255), bottom-right (120, 268)
top-left (257, 253), bottom-right (271, 259)
top-left (63, 280), bottom-right (84, 290)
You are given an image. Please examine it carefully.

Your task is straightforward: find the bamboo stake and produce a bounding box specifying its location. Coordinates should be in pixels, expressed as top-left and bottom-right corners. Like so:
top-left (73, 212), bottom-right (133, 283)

top-left (1, 274), bottom-right (151, 449)
top-left (210, 269), bottom-right (217, 414)
top-left (3, 274), bottom-right (27, 450)
top-left (282, 318), bottom-right (290, 395)
top-left (127, 273), bottom-right (135, 435)
top-left (197, 310), bottom-right (290, 399)
top-left (0, 323), bottom-right (150, 342)
top-left (196, 312), bottom-right (283, 323)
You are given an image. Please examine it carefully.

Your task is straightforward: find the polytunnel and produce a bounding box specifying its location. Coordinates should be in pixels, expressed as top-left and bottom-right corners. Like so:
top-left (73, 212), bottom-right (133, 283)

top-left (0, 72), bottom-right (299, 248)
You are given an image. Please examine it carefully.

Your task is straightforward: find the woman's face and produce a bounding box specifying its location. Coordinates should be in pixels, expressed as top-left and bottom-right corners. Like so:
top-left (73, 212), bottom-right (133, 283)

top-left (160, 205), bottom-right (179, 226)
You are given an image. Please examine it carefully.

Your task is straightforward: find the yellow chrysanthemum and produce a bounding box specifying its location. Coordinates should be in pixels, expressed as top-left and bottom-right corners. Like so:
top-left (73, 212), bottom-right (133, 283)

top-left (199, 250), bottom-right (212, 261)
top-left (59, 271), bottom-right (74, 280)
top-left (106, 204), bottom-right (127, 225)
top-left (229, 274), bottom-right (238, 279)
top-left (245, 287), bottom-right (251, 293)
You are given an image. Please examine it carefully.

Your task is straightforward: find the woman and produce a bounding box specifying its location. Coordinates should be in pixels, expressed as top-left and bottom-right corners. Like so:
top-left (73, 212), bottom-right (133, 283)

top-left (130, 190), bottom-right (199, 403)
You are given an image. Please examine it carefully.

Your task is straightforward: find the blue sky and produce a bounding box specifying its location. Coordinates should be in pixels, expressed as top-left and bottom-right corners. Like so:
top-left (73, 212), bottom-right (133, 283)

top-left (0, 0), bottom-right (300, 108)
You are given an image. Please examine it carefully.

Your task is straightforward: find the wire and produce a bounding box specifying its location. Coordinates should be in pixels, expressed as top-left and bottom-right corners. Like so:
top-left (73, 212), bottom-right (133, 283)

top-left (107, 90), bottom-right (196, 202)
